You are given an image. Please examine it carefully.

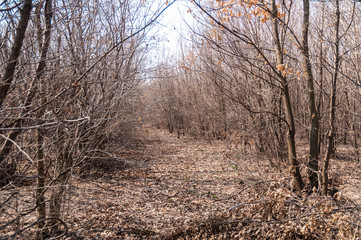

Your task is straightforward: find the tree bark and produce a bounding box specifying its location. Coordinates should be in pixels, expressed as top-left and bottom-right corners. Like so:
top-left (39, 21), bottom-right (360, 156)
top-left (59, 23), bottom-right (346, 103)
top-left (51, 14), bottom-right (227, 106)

top-left (0, 0), bottom-right (32, 108)
top-left (345, 91), bottom-right (359, 163)
top-left (272, 0), bottom-right (304, 191)
top-left (0, 0), bottom-right (33, 184)
top-left (322, 0), bottom-right (340, 195)
top-left (33, 0), bottom-right (53, 236)
top-left (317, 1), bottom-right (325, 156)
top-left (302, 0), bottom-right (319, 191)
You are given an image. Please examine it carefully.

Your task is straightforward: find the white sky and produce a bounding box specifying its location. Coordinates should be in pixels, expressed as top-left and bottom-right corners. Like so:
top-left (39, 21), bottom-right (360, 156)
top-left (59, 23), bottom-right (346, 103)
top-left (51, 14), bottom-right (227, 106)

top-left (154, 0), bottom-right (195, 58)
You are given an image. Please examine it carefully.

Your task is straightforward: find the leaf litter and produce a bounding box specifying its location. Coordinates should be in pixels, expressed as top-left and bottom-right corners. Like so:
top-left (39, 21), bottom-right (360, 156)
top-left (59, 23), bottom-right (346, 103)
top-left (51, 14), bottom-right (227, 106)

top-left (1, 127), bottom-right (361, 239)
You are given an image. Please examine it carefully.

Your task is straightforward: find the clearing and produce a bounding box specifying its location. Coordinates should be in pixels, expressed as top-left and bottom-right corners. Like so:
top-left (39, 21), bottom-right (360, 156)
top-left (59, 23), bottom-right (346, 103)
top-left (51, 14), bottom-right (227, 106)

top-left (65, 126), bottom-right (276, 239)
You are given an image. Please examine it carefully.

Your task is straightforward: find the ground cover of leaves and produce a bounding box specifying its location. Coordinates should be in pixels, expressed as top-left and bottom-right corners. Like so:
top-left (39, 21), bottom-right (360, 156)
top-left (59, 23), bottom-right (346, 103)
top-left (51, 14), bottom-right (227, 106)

top-left (64, 127), bottom-right (261, 239)
top-left (1, 127), bottom-right (361, 239)
top-left (63, 127), bottom-right (361, 239)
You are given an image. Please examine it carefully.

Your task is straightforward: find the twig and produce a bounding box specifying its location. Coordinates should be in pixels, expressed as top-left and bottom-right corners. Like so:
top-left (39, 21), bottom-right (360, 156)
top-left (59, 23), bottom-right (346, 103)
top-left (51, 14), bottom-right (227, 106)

top-left (0, 117), bottom-right (90, 131)
top-left (0, 134), bottom-right (33, 164)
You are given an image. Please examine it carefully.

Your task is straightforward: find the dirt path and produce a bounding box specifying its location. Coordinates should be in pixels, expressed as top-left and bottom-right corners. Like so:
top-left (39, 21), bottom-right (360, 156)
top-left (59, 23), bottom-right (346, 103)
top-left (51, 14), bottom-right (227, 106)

top-left (1, 127), bottom-right (359, 239)
top-left (65, 127), bottom-right (273, 239)
top-left (62, 127), bottom-right (361, 239)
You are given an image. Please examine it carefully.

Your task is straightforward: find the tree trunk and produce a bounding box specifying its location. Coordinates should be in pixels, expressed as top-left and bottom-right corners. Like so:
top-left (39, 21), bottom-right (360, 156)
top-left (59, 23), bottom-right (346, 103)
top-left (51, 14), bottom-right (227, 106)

top-left (0, 0), bottom-right (32, 108)
top-left (317, 1), bottom-right (325, 156)
top-left (0, 0), bottom-right (33, 184)
top-left (302, 0), bottom-right (319, 191)
top-left (34, 0), bottom-right (53, 236)
top-left (322, 0), bottom-right (340, 196)
top-left (272, 0), bottom-right (304, 191)
top-left (36, 128), bottom-right (46, 237)
top-left (49, 147), bottom-right (72, 235)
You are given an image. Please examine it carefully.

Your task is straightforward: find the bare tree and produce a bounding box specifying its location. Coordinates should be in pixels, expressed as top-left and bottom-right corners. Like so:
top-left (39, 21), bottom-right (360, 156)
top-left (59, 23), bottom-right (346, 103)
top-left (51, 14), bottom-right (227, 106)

top-left (0, 0), bottom-right (32, 108)
top-left (301, 0), bottom-right (319, 191)
top-left (322, 0), bottom-right (341, 196)
top-left (0, 0), bottom-right (32, 183)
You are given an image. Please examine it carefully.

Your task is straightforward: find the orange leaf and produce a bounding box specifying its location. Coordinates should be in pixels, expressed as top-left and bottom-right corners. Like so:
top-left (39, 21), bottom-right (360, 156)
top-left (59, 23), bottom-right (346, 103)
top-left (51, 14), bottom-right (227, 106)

top-left (277, 64), bottom-right (286, 72)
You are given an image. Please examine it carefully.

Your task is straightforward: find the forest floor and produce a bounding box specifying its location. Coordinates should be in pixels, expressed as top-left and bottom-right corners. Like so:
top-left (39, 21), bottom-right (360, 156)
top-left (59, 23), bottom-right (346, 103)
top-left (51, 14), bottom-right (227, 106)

top-left (65, 126), bottom-right (262, 239)
top-left (61, 127), bottom-right (361, 239)
top-left (2, 127), bottom-right (361, 239)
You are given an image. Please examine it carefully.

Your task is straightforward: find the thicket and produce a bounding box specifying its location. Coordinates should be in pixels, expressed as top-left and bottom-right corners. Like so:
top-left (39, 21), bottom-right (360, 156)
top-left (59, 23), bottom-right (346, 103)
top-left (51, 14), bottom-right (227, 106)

top-left (0, 0), bottom-right (165, 238)
top-left (147, 0), bottom-right (360, 191)
top-left (1, 0), bottom-right (361, 239)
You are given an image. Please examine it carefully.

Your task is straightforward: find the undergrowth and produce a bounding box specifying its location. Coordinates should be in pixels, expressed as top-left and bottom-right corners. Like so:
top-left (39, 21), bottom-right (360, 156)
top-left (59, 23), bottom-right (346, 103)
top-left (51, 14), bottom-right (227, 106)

top-left (163, 180), bottom-right (361, 239)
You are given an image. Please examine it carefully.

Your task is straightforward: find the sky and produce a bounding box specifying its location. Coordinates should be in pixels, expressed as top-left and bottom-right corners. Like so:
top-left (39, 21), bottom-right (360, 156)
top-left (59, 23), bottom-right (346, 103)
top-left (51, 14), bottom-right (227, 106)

top-left (155, 0), bottom-right (195, 57)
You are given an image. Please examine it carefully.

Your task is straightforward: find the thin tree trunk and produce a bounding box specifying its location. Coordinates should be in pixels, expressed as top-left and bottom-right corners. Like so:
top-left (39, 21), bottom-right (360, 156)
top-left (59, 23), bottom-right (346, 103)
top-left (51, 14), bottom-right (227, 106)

top-left (317, 1), bottom-right (325, 155)
top-left (49, 146), bottom-right (72, 235)
top-left (0, 0), bottom-right (33, 183)
top-left (322, 0), bottom-right (340, 196)
top-left (302, 0), bottom-right (319, 191)
top-left (34, 0), bottom-right (53, 236)
top-left (344, 91), bottom-right (359, 163)
top-left (36, 128), bottom-right (46, 237)
top-left (0, 0), bottom-right (32, 108)
top-left (272, 0), bottom-right (303, 191)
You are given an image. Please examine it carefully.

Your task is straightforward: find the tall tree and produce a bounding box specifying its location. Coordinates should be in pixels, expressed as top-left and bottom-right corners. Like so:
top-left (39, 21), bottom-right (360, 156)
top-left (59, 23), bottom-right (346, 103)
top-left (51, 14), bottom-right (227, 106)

top-left (0, 0), bottom-right (33, 183)
top-left (271, 0), bottom-right (303, 191)
top-left (302, 0), bottom-right (319, 191)
top-left (322, 0), bottom-right (340, 196)
top-left (0, 0), bottom-right (32, 108)
top-left (33, 0), bottom-right (53, 236)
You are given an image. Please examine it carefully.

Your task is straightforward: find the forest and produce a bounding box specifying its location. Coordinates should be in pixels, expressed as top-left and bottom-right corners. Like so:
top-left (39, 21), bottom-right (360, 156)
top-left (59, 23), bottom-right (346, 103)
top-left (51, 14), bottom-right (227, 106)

top-left (0, 0), bottom-right (360, 239)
